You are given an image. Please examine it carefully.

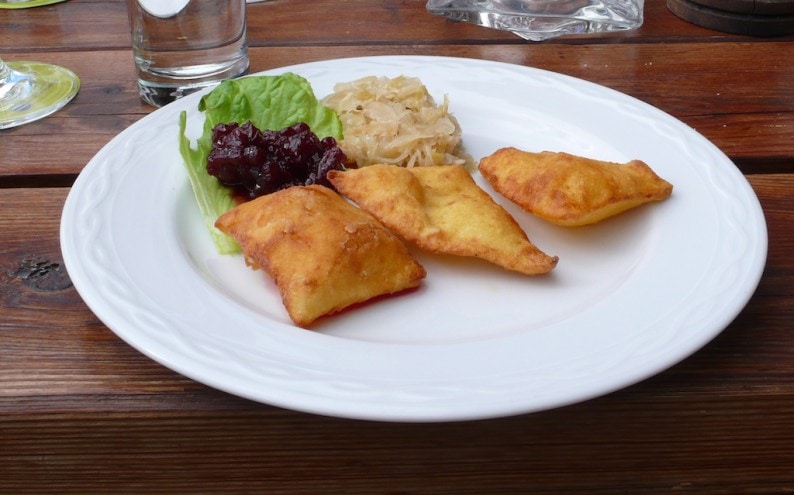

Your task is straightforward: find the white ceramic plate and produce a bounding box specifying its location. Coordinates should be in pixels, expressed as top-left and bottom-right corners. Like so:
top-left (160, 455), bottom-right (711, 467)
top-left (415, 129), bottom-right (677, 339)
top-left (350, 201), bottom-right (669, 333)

top-left (60, 56), bottom-right (767, 422)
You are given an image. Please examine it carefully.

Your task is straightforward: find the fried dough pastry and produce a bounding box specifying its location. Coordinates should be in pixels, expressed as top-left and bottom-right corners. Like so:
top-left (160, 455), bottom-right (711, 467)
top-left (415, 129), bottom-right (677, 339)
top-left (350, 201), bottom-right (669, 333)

top-left (327, 165), bottom-right (558, 275)
top-left (215, 185), bottom-right (426, 328)
top-left (479, 148), bottom-right (673, 227)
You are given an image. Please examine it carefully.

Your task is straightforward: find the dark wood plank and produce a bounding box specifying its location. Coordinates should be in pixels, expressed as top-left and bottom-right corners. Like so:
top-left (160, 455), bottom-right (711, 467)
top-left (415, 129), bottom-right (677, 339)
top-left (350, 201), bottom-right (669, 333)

top-left (1, 174), bottom-right (791, 396)
top-left (2, 0), bottom-right (794, 54)
top-left (0, 180), bottom-right (791, 493)
top-left (2, 41), bottom-right (792, 181)
top-left (2, 0), bottom-right (794, 492)
top-left (0, 394), bottom-right (792, 494)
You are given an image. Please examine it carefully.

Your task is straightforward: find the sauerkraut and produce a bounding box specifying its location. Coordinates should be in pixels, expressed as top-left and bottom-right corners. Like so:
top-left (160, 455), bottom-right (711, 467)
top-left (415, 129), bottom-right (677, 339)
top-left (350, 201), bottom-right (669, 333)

top-left (321, 75), bottom-right (471, 169)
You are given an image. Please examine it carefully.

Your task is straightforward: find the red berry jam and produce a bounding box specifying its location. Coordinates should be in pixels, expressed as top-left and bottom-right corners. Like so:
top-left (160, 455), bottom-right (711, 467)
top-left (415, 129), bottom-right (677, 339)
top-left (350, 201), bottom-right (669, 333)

top-left (206, 121), bottom-right (354, 199)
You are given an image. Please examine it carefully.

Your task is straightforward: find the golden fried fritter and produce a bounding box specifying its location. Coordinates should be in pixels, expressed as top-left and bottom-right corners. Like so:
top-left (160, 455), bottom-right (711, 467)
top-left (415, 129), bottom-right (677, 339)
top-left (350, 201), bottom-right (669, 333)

top-left (479, 148), bottom-right (673, 227)
top-left (215, 185), bottom-right (426, 328)
top-left (327, 165), bottom-right (558, 275)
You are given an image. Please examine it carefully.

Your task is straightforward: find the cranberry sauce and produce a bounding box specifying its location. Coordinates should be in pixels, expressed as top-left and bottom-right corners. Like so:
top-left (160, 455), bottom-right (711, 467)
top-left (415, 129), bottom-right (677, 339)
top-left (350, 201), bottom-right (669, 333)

top-left (206, 121), bottom-right (354, 200)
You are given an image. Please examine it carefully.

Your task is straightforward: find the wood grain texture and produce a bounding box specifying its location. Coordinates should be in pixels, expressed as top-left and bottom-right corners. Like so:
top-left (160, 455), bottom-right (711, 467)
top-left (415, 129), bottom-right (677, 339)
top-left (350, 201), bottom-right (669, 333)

top-left (0, 398), bottom-right (792, 494)
top-left (3, 0), bottom-right (792, 54)
top-left (2, 0), bottom-right (792, 181)
top-left (1, 41), bottom-right (793, 181)
top-left (1, 0), bottom-right (793, 492)
top-left (0, 177), bottom-right (792, 493)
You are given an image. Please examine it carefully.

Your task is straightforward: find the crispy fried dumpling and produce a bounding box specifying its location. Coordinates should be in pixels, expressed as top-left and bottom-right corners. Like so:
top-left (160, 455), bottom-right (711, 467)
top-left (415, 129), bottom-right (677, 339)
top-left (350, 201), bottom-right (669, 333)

top-left (478, 148), bottom-right (673, 227)
top-left (479, 148), bottom-right (673, 227)
top-left (327, 165), bottom-right (558, 275)
top-left (215, 185), bottom-right (426, 328)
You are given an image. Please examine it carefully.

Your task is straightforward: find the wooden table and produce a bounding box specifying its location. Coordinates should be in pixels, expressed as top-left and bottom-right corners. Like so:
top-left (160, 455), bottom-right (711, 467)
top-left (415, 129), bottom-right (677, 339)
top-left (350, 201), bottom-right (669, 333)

top-left (2, 0), bottom-right (793, 492)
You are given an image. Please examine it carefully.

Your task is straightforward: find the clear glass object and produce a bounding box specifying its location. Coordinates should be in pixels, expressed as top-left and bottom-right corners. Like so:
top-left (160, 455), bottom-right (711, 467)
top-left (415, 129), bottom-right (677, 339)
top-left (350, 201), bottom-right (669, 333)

top-left (127, 0), bottom-right (249, 107)
top-left (426, 0), bottom-right (644, 41)
top-left (0, 0), bottom-right (68, 8)
top-left (0, 58), bottom-right (80, 130)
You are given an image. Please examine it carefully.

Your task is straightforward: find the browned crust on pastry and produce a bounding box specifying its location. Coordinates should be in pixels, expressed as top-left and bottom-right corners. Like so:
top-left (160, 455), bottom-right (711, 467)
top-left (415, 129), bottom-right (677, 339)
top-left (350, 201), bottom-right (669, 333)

top-left (215, 185), bottom-right (426, 327)
top-left (479, 148), bottom-right (673, 227)
top-left (328, 165), bottom-right (557, 275)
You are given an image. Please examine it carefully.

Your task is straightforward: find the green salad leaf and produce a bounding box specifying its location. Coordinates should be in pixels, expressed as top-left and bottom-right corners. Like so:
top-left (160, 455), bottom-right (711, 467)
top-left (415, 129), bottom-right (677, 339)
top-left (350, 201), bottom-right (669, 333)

top-left (178, 73), bottom-right (344, 254)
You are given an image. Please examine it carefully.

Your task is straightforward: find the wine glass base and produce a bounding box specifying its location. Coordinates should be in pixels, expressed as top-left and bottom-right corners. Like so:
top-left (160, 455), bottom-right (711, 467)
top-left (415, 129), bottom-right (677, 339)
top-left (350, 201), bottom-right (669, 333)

top-left (0, 61), bottom-right (80, 130)
top-left (0, 0), bottom-right (71, 10)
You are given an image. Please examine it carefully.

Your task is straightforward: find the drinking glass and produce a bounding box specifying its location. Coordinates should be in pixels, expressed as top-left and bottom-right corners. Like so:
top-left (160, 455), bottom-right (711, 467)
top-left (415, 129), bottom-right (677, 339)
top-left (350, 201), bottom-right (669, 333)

top-left (127, 0), bottom-right (249, 107)
top-left (0, 57), bottom-right (80, 130)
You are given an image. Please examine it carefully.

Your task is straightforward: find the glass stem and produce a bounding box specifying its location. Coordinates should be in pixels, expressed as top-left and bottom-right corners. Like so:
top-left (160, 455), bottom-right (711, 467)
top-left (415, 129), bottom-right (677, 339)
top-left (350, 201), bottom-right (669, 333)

top-left (0, 58), bottom-right (9, 86)
top-left (0, 59), bottom-right (33, 101)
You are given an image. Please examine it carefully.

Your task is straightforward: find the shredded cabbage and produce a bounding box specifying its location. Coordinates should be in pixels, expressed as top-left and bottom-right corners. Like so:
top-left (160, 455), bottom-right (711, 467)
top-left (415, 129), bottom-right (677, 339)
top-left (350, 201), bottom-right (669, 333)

top-left (321, 76), bottom-right (471, 169)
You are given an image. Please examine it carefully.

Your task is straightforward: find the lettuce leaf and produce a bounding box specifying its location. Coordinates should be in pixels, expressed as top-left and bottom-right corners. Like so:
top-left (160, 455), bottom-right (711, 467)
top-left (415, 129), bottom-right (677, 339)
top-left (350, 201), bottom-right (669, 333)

top-left (178, 73), bottom-right (344, 254)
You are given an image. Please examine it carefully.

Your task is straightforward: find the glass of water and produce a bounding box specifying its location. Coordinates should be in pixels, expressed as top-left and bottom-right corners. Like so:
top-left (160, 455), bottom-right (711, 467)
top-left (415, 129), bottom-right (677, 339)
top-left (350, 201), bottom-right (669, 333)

top-left (426, 0), bottom-right (644, 41)
top-left (127, 0), bottom-right (249, 107)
